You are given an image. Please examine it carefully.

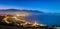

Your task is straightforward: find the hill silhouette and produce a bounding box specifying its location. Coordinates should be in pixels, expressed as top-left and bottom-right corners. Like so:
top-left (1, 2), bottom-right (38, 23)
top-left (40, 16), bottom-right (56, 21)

top-left (0, 9), bottom-right (43, 13)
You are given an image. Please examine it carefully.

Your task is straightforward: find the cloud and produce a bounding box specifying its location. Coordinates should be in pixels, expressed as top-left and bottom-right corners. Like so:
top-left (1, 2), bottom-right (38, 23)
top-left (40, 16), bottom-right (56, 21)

top-left (0, 5), bottom-right (35, 10)
top-left (0, 5), bottom-right (21, 9)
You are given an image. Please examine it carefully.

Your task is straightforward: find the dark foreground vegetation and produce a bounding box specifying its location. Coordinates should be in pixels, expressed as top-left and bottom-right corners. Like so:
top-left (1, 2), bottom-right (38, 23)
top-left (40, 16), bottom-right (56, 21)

top-left (0, 25), bottom-right (55, 29)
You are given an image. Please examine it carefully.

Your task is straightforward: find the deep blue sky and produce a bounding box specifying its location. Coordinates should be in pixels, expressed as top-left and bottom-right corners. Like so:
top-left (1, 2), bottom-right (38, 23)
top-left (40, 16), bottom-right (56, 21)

top-left (0, 0), bottom-right (60, 13)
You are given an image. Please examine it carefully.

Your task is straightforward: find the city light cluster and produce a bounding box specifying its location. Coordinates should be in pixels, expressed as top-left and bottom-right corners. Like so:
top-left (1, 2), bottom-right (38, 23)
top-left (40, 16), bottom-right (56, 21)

top-left (0, 14), bottom-right (46, 27)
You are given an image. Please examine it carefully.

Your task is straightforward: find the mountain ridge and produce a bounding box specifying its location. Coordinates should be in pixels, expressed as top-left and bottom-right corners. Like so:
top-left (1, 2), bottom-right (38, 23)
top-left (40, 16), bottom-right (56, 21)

top-left (0, 9), bottom-right (43, 13)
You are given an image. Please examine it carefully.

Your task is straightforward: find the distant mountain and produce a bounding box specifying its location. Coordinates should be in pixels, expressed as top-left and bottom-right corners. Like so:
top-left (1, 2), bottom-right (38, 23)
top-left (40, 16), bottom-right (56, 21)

top-left (0, 9), bottom-right (43, 13)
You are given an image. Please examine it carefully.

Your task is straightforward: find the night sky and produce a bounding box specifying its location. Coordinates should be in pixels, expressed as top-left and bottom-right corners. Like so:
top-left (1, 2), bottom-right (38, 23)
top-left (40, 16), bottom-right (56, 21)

top-left (0, 0), bottom-right (60, 13)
